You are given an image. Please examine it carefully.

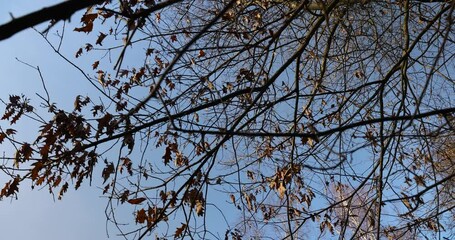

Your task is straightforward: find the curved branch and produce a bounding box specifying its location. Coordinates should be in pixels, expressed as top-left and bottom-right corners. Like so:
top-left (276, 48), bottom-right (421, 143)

top-left (0, 0), bottom-right (105, 41)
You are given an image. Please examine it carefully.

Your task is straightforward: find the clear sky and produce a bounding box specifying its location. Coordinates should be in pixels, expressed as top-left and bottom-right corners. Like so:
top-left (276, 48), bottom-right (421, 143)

top-left (0, 1), bottom-right (126, 239)
top-left (3, 2), bottom-right (452, 240)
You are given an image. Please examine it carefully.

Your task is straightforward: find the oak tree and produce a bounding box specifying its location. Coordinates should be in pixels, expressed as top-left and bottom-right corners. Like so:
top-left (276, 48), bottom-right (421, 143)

top-left (0, 0), bottom-right (454, 239)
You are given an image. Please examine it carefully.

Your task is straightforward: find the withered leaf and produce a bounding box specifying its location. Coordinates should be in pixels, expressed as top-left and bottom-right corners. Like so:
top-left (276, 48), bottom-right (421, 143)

top-left (58, 182), bottom-right (68, 200)
top-left (123, 133), bottom-right (134, 151)
top-left (160, 190), bottom-right (167, 202)
top-left (5, 177), bottom-right (20, 197)
top-left (127, 197), bottom-right (146, 205)
top-left (146, 48), bottom-right (154, 56)
top-left (20, 143), bottom-right (33, 160)
top-left (119, 69), bottom-right (129, 78)
top-left (0, 132), bottom-right (6, 143)
top-left (101, 162), bottom-right (114, 183)
top-left (169, 191), bottom-right (177, 207)
top-left (136, 208), bottom-right (147, 224)
top-left (74, 21), bottom-right (94, 33)
top-left (230, 194), bottom-right (235, 203)
top-left (163, 145), bottom-right (172, 165)
top-left (30, 162), bottom-right (43, 181)
top-left (175, 223), bottom-right (187, 238)
top-left (414, 175), bottom-right (426, 187)
top-left (326, 220), bottom-right (334, 234)
top-left (278, 183), bottom-right (286, 199)
top-left (120, 157), bottom-right (133, 175)
top-left (75, 48), bottom-right (83, 58)
top-left (102, 184), bottom-right (110, 194)
top-left (85, 43), bottom-right (93, 52)
top-left (53, 175), bottom-right (62, 187)
top-left (35, 176), bottom-right (45, 186)
top-left (96, 32), bottom-right (107, 46)
top-left (14, 151), bottom-right (20, 168)
top-left (195, 200), bottom-right (204, 216)
top-left (198, 49), bottom-right (205, 58)
top-left (81, 13), bottom-right (98, 24)
top-left (73, 95), bottom-right (84, 112)
top-left (165, 77), bottom-right (175, 90)
top-left (92, 61), bottom-right (100, 70)
top-left (97, 70), bottom-right (105, 86)
top-left (120, 190), bottom-right (130, 203)
top-left (132, 67), bottom-right (145, 84)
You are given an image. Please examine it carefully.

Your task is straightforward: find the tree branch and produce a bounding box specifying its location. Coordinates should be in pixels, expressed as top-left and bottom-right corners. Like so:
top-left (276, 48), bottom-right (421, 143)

top-left (0, 0), bottom-right (105, 41)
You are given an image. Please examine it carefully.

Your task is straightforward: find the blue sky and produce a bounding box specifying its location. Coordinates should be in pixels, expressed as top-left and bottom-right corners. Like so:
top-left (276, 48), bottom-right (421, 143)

top-left (0, 1), bottom-right (127, 239)
top-left (2, 2), bottom-right (452, 240)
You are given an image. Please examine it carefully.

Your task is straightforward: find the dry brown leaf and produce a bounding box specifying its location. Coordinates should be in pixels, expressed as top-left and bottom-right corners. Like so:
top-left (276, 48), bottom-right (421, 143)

top-left (175, 223), bottom-right (187, 238)
top-left (127, 197), bottom-right (147, 205)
